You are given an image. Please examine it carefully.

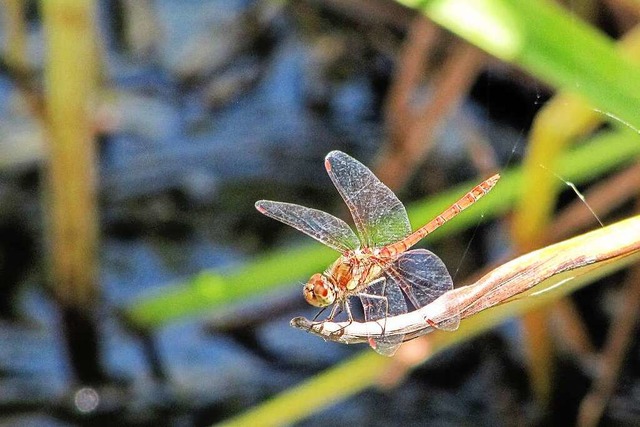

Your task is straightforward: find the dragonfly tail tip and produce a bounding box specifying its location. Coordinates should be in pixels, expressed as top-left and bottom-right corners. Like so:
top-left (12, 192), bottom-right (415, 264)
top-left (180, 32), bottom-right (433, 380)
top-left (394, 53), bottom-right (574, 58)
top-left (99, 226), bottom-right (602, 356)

top-left (255, 200), bottom-right (267, 213)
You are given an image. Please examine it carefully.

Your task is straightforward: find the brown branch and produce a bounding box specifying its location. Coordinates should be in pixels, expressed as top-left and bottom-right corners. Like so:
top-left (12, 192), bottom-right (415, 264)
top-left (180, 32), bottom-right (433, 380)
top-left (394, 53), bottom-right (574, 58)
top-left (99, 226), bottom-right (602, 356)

top-left (577, 264), bottom-right (640, 427)
top-left (576, 193), bottom-right (640, 427)
top-left (291, 215), bottom-right (640, 348)
top-left (384, 17), bottom-right (439, 148)
top-left (376, 40), bottom-right (487, 190)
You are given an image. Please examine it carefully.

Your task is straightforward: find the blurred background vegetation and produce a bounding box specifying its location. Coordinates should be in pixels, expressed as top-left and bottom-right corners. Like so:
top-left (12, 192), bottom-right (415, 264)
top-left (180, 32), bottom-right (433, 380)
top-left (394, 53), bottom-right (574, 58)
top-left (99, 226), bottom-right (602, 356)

top-left (1, 0), bottom-right (640, 425)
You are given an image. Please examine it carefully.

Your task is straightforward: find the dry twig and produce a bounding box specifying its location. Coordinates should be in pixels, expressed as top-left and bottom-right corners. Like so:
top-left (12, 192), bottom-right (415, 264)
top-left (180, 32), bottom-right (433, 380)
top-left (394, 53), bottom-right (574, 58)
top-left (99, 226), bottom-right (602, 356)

top-left (291, 215), bottom-right (640, 347)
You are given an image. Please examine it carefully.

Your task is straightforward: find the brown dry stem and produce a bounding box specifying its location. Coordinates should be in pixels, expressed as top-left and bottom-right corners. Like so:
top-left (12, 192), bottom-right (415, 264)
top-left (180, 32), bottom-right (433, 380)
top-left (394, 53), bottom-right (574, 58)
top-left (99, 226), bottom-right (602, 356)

top-left (291, 215), bottom-right (640, 346)
top-left (576, 193), bottom-right (640, 427)
top-left (577, 264), bottom-right (640, 427)
top-left (376, 22), bottom-right (487, 190)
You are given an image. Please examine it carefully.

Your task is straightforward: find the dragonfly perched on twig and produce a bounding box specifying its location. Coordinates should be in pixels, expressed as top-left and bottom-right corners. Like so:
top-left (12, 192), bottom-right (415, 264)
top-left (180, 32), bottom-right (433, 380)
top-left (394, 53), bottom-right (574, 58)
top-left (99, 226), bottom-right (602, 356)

top-left (256, 151), bottom-right (499, 356)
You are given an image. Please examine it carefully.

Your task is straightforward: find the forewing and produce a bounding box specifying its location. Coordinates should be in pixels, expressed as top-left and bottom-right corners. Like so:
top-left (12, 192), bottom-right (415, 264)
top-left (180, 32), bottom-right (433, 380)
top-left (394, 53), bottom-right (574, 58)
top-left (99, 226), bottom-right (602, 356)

top-left (255, 200), bottom-right (360, 253)
top-left (358, 277), bottom-right (407, 356)
top-left (387, 249), bottom-right (460, 331)
top-left (324, 151), bottom-right (411, 248)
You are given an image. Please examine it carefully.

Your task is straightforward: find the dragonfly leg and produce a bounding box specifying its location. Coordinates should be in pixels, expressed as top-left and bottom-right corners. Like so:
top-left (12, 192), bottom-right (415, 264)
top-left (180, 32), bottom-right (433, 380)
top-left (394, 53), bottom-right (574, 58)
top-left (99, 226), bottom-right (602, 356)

top-left (325, 301), bottom-right (354, 338)
top-left (308, 303), bottom-right (346, 335)
top-left (359, 291), bottom-right (390, 336)
top-left (327, 301), bottom-right (343, 320)
top-left (343, 299), bottom-right (354, 322)
top-left (311, 306), bottom-right (328, 322)
top-left (306, 305), bottom-right (335, 335)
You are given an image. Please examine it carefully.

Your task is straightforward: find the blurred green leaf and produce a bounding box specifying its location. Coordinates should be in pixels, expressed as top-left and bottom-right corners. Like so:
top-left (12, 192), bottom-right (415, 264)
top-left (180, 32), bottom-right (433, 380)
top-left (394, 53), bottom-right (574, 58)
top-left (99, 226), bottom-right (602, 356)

top-left (397, 0), bottom-right (640, 130)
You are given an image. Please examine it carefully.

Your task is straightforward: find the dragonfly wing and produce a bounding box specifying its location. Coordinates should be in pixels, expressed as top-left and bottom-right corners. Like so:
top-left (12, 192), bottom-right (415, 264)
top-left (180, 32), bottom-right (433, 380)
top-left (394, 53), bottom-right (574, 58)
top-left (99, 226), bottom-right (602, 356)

top-left (388, 249), bottom-right (460, 331)
top-left (325, 151), bottom-right (411, 248)
top-left (359, 277), bottom-right (407, 356)
top-left (255, 200), bottom-right (360, 253)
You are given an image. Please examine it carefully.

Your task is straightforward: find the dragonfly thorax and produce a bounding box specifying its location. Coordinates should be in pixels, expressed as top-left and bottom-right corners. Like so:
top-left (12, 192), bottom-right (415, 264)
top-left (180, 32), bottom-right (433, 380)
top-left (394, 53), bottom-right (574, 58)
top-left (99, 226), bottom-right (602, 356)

top-left (303, 273), bottom-right (336, 307)
top-left (329, 252), bottom-right (384, 292)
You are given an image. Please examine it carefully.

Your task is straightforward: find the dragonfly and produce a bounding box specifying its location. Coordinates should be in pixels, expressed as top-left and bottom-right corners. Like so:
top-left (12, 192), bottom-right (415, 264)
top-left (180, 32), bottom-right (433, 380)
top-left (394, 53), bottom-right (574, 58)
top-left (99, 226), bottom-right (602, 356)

top-left (256, 151), bottom-right (500, 356)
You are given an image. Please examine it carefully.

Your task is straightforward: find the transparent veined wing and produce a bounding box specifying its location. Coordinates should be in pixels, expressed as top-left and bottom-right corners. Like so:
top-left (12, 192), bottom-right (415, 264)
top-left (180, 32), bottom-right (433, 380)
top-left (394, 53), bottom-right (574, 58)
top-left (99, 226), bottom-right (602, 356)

top-left (358, 277), bottom-right (407, 356)
top-left (324, 150), bottom-right (411, 248)
top-left (386, 248), bottom-right (460, 331)
top-left (255, 200), bottom-right (360, 253)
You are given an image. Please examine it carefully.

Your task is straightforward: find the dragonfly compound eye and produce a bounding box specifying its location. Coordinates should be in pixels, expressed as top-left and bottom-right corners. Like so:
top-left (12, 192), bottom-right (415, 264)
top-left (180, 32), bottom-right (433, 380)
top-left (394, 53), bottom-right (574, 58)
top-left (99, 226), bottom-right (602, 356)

top-left (303, 273), bottom-right (335, 307)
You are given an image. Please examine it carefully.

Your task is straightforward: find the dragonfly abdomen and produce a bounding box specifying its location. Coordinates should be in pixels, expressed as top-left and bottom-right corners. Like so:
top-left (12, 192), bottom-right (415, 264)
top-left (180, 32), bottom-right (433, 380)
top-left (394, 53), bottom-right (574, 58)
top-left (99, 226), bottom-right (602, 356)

top-left (379, 174), bottom-right (500, 258)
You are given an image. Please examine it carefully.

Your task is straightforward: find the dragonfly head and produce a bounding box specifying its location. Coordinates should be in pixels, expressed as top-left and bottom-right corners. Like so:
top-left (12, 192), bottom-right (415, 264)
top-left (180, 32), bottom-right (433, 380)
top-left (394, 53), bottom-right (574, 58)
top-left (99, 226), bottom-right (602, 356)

top-left (303, 273), bottom-right (336, 307)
